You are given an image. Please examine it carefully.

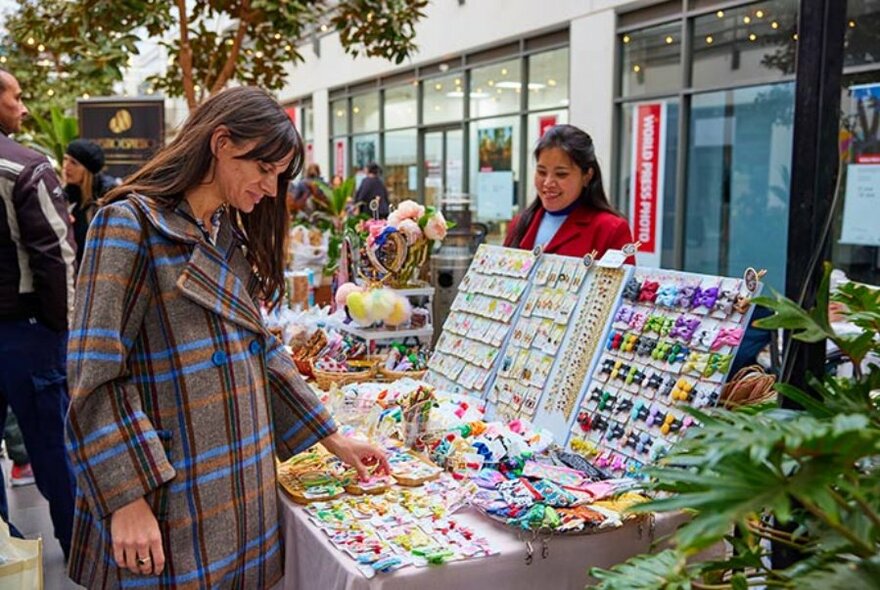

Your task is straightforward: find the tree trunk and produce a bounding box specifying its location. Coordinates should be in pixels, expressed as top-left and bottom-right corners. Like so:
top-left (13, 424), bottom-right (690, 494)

top-left (175, 0), bottom-right (196, 109)
top-left (209, 0), bottom-right (251, 95)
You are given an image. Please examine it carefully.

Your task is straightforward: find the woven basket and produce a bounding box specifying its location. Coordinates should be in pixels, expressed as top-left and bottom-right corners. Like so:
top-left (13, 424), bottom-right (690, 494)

top-left (720, 365), bottom-right (777, 409)
top-left (311, 361), bottom-right (376, 390)
top-left (379, 367), bottom-right (427, 382)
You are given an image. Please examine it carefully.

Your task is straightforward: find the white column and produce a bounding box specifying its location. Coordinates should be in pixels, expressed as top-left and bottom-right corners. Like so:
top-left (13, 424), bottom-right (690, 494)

top-left (312, 88), bottom-right (330, 178)
top-left (569, 8), bottom-right (617, 177)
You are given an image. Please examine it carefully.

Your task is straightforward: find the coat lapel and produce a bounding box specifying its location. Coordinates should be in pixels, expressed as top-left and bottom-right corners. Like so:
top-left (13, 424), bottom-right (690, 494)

top-left (128, 194), bottom-right (265, 335)
top-left (544, 206), bottom-right (595, 254)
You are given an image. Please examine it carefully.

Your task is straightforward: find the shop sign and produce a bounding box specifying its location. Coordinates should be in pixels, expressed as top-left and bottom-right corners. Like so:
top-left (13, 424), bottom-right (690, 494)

top-left (538, 115), bottom-right (557, 138)
top-left (77, 97), bottom-right (164, 179)
top-left (628, 102), bottom-right (667, 268)
top-left (840, 83), bottom-right (880, 247)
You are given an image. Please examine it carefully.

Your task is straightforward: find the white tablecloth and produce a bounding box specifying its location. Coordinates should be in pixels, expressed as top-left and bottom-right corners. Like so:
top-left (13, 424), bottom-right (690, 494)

top-left (280, 493), bottom-right (687, 590)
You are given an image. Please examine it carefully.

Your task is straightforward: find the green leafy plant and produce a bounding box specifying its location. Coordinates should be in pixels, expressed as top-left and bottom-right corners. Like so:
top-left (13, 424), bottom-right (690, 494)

top-left (589, 263), bottom-right (880, 589)
top-left (297, 176), bottom-right (365, 277)
top-left (28, 106), bottom-right (78, 167)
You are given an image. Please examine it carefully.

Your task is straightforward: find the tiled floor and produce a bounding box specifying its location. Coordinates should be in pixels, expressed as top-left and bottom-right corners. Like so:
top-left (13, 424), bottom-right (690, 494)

top-left (3, 459), bottom-right (83, 590)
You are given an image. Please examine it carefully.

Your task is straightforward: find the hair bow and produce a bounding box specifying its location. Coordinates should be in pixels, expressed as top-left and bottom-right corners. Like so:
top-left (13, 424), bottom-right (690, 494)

top-left (692, 286), bottom-right (719, 309)
top-left (645, 314), bottom-right (673, 336)
top-left (630, 400), bottom-right (648, 421)
top-left (711, 327), bottom-right (743, 350)
top-left (629, 312), bottom-right (647, 331)
top-left (646, 404), bottom-right (666, 427)
top-left (665, 342), bottom-right (689, 364)
top-left (635, 433), bottom-right (653, 455)
top-left (703, 352), bottom-right (732, 377)
top-left (655, 284), bottom-right (678, 307)
top-left (606, 330), bottom-right (623, 351)
top-left (713, 290), bottom-right (735, 315)
top-left (622, 333), bottom-right (640, 353)
top-left (669, 315), bottom-right (701, 342)
top-left (675, 285), bottom-right (697, 309)
top-left (625, 365), bottom-right (646, 386)
top-left (683, 351), bottom-right (709, 375)
top-left (638, 280), bottom-right (660, 302)
top-left (614, 306), bottom-right (634, 324)
top-left (651, 340), bottom-right (672, 362)
top-left (622, 277), bottom-right (641, 301)
top-left (636, 336), bottom-right (658, 357)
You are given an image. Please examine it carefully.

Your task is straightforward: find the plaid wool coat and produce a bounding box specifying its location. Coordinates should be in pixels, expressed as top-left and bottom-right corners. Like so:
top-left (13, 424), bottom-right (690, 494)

top-left (66, 194), bottom-right (336, 589)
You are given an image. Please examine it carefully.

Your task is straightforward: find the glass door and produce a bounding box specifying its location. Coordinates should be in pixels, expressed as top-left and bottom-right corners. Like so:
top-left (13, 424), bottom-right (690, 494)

top-left (421, 126), bottom-right (463, 206)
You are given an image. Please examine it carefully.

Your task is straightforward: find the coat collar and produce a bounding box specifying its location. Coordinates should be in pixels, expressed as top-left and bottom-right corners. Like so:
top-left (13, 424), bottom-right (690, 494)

top-left (522, 204), bottom-right (597, 253)
top-left (128, 193), bottom-right (266, 335)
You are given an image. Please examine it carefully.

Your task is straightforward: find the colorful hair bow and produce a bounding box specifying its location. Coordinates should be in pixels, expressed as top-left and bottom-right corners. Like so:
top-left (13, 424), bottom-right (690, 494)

top-left (606, 330), bottom-right (624, 351)
top-left (711, 327), bottom-right (743, 350)
top-left (646, 404), bottom-right (666, 427)
top-left (665, 342), bottom-right (689, 364)
top-left (630, 400), bottom-right (648, 421)
top-left (645, 314), bottom-right (674, 336)
top-left (635, 433), bottom-right (653, 455)
top-left (606, 424), bottom-right (626, 442)
top-left (675, 286), bottom-right (697, 309)
top-left (651, 340), bottom-right (672, 362)
top-left (638, 280), bottom-right (660, 302)
top-left (629, 312), bottom-right (647, 332)
top-left (615, 306), bottom-right (634, 324)
top-left (646, 372), bottom-right (664, 390)
top-left (622, 277), bottom-right (641, 301)
top-left (693, 388), bottom-right (719, 408)
top-left (655, 285), bottom-right (678, 307)
top-left (577, 411), bottom-right (592, 431)
top-left (683, 351), bottom-right (708, 375)
top-left (693, 286), bottom-right (719, 310)
top-left (621, 333), bottom-right (640, 353)
top-left (696, 329), bottom-right (717, 349)
top-left (636, 336), bottom-right (658, 357)
top-left (615, 397), bottom-right (633, 414)
top-left (713, 290), bottom-right (735, 315)
top-left (703, 352), bottom-right (732, 377)
top-left (670, 316), bottom-right (701, 342)
top-left (625, 365), bottom-right (646, 386)
top-left (670, 378), bottom-right (695, 401)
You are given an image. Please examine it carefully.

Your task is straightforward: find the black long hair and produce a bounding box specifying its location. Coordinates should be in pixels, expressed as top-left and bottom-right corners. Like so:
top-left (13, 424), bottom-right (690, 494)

top-left (506, 124), bottom-right (622, 249)
top-left (103, 86), bottom-right (304, 309)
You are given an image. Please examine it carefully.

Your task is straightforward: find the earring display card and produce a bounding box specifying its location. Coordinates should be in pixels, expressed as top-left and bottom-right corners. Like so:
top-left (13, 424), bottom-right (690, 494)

top-left (566, 269), bottom-right (762, 479)
top-left (425, 245), bottom-right (537, 398)
top-left (491, 256), bottom-right (629, 440)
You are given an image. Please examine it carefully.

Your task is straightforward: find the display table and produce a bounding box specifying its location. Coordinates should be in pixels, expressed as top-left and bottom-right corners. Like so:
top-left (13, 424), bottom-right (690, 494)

top-left (280, 493), bottom-right (688, 590)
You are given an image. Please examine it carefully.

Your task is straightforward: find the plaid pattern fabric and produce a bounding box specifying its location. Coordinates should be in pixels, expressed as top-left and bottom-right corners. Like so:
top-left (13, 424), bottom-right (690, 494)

top-left (66, 194), bottom-right (336, 589)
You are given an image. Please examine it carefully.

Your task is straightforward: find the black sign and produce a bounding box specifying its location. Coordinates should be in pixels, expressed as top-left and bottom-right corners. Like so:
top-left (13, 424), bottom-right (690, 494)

top-left (77, 97), bottom-right (164, 179)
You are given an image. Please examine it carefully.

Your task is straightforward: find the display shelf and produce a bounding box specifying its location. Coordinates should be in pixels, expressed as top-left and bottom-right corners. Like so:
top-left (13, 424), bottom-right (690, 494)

top-left (336, 323), bottom-right (434, 341)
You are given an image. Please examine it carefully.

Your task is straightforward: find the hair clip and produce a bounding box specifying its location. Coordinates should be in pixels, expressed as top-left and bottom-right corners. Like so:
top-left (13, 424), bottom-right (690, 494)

top-left (576, 410), bottom-right (592, 431)
top-left (615, 397), bottom-right (634, 414)
top-left (670, 378), bottom-right (695, 401)
top-left (651, 340), bottom-right (672, 362)
top-left (592, 415), bottom-right (609, 432)
top-left (635, 433), bottom-right (653, 455)
top-left (597, 390), bottom-right (616, 411)
top-left (629, 312), bottom-right (647, 332)
top-left (646, 404), bottom-right (666, 427)
top-left (650, 443), bottom-right (669, 462)
top-left (670, 316), bottom-right (701, 342)
top-left (660, 376), bottom-right (675, 398)
top-left (655, 284), bottom-right (678, 307)
top-left (630, 400), bottom-right (649, 422)
top-left (696, 329), bottom-right (717, 349)
top-left (626, 459), bottom-right (645, 478)
top-left (713, 290), bottom-right (735, 315)
top-left (680, 416), bottom-right (695, 432)
top-left (625, 366), bottom-right (646, 386)
top-left (622, 333), bottom-right (640, 353)
top-left (703, 352), bottom-right (732, 377)
top-left (645, 314), bottom-right (673, 336)
top-left (660, 414), bottom-right (677, 435)
top-left (636, 336), bottom-right (658, 357)
top-left (638, 280), bottom-right (660, 303)
top-left (693, 388), bottom-right (719, 408)
top-left (595, 451), bottom-right (613, 468)
top-left (606, 330), bottom-right (623, 351)
top-left (675, 286), bottom-right (697, 309)
top-left (600, 359), bottom-right (616, 375)
top-left (734, 294), bottom-right (751, 314)
top-left (693, 286), bottom-right (720, 310)
top-left (606, 424), bottom-right (626, 442)
top-left (711, 327), bottom-right (743, 351)
top-left (646, 372), bottom-right (664, 390)
top-left (666, 342), bottom-right (689, 364)
top-left (614, 306), bottom-right (634, 324)
top-left (610, 454), bottom-right (626, 471)
top-left (683, 351), bottom-right (708, 375)
top-left (611, 361), bottom-right (630, 381)
top-left (622, 277), bottom-right (641, 301)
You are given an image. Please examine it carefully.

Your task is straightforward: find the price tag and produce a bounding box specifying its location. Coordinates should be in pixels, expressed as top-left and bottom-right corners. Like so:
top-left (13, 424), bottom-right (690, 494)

top-left (597, 249), bottom-right (627, 268)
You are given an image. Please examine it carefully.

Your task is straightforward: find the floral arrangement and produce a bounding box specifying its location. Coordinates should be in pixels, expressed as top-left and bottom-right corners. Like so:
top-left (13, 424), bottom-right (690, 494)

top-left (356, 199), bottom-right (453, 287)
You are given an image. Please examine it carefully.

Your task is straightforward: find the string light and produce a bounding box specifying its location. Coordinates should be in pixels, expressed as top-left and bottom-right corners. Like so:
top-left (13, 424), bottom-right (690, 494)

top-left (849, 20), bottom-right (856, 28)
top-left (37, 44), bottom-right (45, 52)
top-left (793, 33), bottom-right (798, 40)
top-left (320, 24), bottom-right (328, 32)
top-left (749, 33), bottom-right (757, 41)
top-left (622, 35), bottom-right (631, 44)
top-left (82, 93), bottom-right (89, 99)
top-left (285, 44), bottom-right (292, 51)
top-left (26, 37), bottom-right (35, 45)
top-left (274, 33), bottom-right (281, 40)
top-left (756, 10), bottom-right (764, 18)
top-left (665, 35), bottom-right (674, 44)
top-left (488, 80), bottom-right (494, 86)
top-left (632, 64), bottom-right (641, 73)
top-left (547, 79), bottom-right (557, 86)
top-left (47, 89), bottom-right (54, 96)
top-left (0, 56), bottom-right (6, 64)
top-left (716, 10), bottom-right (724, 18)
top-left (743, 15), bottom-right (751, 24)
top-left (434, 83), bottom-right (442, 90)
top-left (501, 67), bottom-right (508, 75)
top-left (706, 35), bottom-right (714, 44)
top-left (353, 106), bottom-right (360, 114)
top-left (771, 21), bottom-right (779, 29)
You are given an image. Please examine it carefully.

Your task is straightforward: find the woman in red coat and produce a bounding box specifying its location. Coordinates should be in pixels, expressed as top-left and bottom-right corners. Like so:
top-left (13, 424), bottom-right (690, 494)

top-left (504, 124), bottom-right (634, 261)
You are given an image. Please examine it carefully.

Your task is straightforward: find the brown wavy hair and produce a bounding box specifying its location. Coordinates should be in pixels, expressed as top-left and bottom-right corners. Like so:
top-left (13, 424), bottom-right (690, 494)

top-left (103, 86), bottom-right (304, 308)
top-left (505, 124), bottom-right (622, 249)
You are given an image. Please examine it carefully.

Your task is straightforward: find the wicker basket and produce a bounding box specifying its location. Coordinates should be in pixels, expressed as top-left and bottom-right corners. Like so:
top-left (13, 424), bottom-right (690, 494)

top-left (311, 361), bottom-right (376, 390)
top-left (379, 367), bottom-right (427, 382)
top-left (720, 365), bottom-right (777, 409)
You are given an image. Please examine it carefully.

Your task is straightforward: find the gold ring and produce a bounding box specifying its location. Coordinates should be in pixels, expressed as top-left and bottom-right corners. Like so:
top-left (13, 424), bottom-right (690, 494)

top-left (136, 556), bottom-right (151, 566)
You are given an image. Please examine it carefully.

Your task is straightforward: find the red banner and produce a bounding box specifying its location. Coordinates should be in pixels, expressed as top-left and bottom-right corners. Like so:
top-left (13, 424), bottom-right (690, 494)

top-left (538, 115), bottom-right (557, 138)
top-left (335, 141), bottom-right (345, 177)
top-left (630, 103), bottom-right (664, 257)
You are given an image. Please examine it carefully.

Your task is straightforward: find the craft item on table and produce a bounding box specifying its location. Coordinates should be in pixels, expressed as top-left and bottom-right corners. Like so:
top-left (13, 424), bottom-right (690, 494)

top-left (388, 451), bottom-right (443, 486)
top-left (341, 471), bottom-right (395, 495)
top-left (400, 386), bottom-right (436, 450)
top-left (276, 450), bottom-right (346, 504)
top-left (344, 286), bottom-right (413, 327)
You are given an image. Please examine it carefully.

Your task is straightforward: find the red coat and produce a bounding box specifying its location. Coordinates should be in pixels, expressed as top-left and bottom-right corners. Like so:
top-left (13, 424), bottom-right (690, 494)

top-left (505, 204), bottom-right (635, 262)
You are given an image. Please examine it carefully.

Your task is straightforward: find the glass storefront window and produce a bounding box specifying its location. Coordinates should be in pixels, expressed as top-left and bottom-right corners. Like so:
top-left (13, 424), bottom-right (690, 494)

top-left (845, 0), bottom-right (880, 68)
top-left (620, 22), bottom-right (681, 98)
top-left (384, 84), bottom-right (417, 129)
top-left (691, 0), bottom-right (799, 87)
top-left (616, 101), bottom-right (679, 268)
top-left (831, 72), bottom-right (880, 286)
top-left (684, 82), bottom-right (795, 293)
top-left (331, 99), bottom-right (348, 136)
top-left (352, 92), bottom-right (379, 133)
top-left (303, 105), bottom-right (314, 140)
top-left (384, 129), bottom-right (418, 204)
top-left (525, 109), bottom-right (569, 204)
top-left (469, 116), bottom-right (520, 243)
top-left (352, 133), bottom-right (379, 176)
top-left (529, 48), bottom-right (570, 110)
top-left (471, 59), bottom-right (521, 118)
top-left (423, 73), bottom-right (464, 125)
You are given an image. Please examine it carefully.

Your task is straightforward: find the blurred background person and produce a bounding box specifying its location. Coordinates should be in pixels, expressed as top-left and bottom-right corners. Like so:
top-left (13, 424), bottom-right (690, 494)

top-left (62, 139), bottom-right (118, 266)
top-left (354, 162), bottom-right (389, 218)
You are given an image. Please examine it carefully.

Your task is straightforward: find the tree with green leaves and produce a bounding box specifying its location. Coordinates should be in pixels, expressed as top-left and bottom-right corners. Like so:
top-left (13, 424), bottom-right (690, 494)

top-left (2, 0), bottom-right (427, 114)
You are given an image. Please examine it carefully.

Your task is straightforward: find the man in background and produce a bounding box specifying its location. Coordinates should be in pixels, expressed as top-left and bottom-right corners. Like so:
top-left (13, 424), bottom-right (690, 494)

top-left (0, 67), bottom-right (77, 560)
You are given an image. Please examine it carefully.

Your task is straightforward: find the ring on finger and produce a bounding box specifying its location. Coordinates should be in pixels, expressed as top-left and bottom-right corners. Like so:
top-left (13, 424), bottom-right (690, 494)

top-left (136, 556), bottom-right (152, 567)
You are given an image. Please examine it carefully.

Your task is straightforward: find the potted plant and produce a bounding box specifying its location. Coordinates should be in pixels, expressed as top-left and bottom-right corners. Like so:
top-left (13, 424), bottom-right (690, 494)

top-left (589, 263), bottom-right (880, 589)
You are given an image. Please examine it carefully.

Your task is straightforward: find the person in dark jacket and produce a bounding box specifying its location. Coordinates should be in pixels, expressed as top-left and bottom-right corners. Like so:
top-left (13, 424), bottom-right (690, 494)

top-left (354, 161), bottom-right (390, 218)
top-left (0, 67), bottom-right (77, 560)
top-left (62, 139), bottom-right (118, 265)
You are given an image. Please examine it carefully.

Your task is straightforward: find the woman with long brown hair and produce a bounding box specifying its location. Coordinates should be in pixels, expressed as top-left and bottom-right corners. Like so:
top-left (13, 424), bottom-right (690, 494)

top-left (66, 86), bottom-right (387, 588)
top-left (504, 124), bottom-right (634, 260)
top-left (62, 139), bottom-right (117, 265)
